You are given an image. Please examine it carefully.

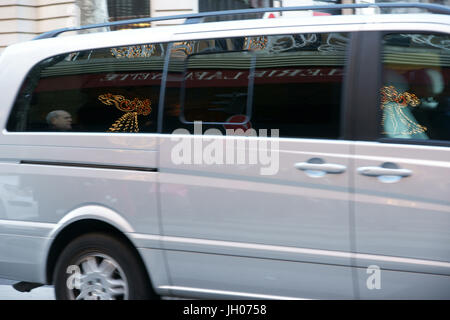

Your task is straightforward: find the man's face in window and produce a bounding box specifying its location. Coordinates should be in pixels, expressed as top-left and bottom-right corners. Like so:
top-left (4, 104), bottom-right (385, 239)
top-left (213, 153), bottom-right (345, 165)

top-left (51, 111), bottom-right (72, 131)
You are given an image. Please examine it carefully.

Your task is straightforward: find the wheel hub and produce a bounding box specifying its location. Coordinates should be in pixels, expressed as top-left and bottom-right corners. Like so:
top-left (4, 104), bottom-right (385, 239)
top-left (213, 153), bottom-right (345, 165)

top-left (68, 253), bottom-right (129, 300)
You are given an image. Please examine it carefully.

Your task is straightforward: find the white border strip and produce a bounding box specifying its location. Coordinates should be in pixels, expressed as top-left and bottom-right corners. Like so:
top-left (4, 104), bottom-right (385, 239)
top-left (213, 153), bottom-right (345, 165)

top-left (158, 285), bottom-right (307, 300)
top-left (133, 234), bottom-right (450, 269)
top-left (0, 219), bottom-right (56, 230)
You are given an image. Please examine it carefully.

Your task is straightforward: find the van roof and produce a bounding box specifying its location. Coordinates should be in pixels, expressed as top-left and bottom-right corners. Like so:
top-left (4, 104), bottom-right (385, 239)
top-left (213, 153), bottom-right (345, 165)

top-left (2, 11), bottom-right (449, 65)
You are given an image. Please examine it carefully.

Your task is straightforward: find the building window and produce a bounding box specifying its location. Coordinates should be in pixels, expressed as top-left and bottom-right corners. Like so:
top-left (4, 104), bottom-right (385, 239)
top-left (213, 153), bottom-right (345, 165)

top-left (107, 0), bottom-right (151, 29)
top-left (199, 0), bottom-right (273, 21)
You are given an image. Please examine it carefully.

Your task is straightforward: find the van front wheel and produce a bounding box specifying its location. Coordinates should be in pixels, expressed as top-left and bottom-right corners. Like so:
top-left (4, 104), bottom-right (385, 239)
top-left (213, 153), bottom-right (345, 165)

top-left (53, 233), bottom-right (153, 300)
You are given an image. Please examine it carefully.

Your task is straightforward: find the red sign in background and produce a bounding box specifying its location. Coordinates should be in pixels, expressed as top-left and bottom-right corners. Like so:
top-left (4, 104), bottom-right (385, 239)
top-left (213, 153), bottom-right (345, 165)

top-left (34, 67), bottom-right (346, 92)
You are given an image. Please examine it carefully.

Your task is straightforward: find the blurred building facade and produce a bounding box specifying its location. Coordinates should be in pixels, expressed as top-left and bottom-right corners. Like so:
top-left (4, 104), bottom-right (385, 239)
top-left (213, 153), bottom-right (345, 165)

top-left (0, 0), bottom-right (78, 53)
top-left (0, 0), bottom-right (448, 53)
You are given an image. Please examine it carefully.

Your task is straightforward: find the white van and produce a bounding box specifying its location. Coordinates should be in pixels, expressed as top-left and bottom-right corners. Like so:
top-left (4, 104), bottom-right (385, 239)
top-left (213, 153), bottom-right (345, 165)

top-left (0, 3), bottom-right (449, 300)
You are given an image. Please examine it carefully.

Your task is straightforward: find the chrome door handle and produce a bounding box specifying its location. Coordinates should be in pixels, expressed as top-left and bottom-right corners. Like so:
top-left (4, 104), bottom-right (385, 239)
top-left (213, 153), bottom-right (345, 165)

top-left (295, 162), bottom-right (347, 174)
top-left (295, 158), bottom-right (346, 177)
top-left (357, 167), bottom-right (412, 177)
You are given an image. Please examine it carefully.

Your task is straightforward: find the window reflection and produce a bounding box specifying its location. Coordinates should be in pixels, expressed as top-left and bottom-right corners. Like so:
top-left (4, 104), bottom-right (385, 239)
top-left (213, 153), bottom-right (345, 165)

top-left (163, 33), bottom-right (348, 139)
top-left (381, 33), bottom-right (450, 141)
top-left (7, 43), bottom-right (166, 133)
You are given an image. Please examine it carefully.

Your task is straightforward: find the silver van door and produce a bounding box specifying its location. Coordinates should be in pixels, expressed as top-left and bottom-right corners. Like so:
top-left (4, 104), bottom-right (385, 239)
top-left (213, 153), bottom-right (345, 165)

top-left (352, 30), bottom-right (450, 299)
top-left (157, 30), bottom-right (357, 299)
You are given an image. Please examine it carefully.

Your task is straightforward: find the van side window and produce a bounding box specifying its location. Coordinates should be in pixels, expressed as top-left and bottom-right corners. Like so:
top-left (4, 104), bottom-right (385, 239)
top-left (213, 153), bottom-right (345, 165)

top-left (163, 38), bottom-right (250, 134)
top-left (381, 33), bottom-right (450, 142)
top-left (7, 43), bottom-right (167, 133)
top-left (162, 33), bottom-right (349, 138)
top-left (251, 33), bottom-right (347, 139)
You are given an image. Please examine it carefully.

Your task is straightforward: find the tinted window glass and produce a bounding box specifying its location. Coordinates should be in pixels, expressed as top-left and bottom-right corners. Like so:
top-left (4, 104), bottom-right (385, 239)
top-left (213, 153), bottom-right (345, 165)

top-left (182, 50), bottom-right (253, 123)
top-left (162, 33), bottom-right (348, 138)
top-left (7, 43), bottom-right (166, 133)
top-left (251, 33), bottom-right (347, 139)
top-left (163, 38), bottom-right (250, 134)
top-left (381, 33), bottom-right (450, 142)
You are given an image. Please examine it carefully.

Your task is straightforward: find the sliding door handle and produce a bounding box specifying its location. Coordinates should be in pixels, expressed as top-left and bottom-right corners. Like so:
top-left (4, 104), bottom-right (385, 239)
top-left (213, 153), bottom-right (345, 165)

top-left (295, 162), bottom-right (347, 174)
top-left (357, 167), bottom-right (412, 177)
top-left (357, 162), bottom-right (412, 183)
top-left (295, 158), bottom-right (346, 177)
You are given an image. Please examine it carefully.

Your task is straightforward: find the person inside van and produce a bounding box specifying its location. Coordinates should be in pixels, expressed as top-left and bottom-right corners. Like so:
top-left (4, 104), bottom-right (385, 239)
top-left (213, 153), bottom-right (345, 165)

top-left (46, 110), bottom-right (73, 131)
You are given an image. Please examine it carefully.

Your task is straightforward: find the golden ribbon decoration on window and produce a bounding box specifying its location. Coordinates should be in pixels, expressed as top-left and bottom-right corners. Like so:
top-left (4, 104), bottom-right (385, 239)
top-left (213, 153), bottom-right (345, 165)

top-left (98, 93), bottom-right (151, 133)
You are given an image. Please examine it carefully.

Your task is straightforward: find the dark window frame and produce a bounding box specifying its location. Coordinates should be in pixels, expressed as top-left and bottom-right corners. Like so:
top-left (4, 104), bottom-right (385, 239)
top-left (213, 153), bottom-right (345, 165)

top-left (344, 31), bottom-right (383, 142)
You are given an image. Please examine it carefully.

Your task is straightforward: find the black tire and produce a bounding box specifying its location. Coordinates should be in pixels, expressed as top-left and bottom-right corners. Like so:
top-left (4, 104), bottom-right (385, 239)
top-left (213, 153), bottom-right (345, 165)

top-left (53, 232), bottom-right (155, 300)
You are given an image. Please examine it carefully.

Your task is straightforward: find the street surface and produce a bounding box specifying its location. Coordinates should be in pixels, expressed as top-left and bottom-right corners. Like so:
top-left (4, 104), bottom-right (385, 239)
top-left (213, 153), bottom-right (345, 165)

top-left (0, 279), bottom-right (179, 300)
top-left (0, 278), bottom-right (54, 300)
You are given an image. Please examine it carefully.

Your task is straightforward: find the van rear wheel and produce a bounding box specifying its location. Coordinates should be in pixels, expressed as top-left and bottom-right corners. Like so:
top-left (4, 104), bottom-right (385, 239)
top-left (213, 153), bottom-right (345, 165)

top-left (53, 233), bottom-right (153, 300)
